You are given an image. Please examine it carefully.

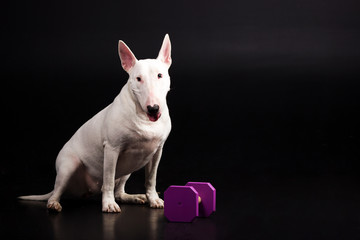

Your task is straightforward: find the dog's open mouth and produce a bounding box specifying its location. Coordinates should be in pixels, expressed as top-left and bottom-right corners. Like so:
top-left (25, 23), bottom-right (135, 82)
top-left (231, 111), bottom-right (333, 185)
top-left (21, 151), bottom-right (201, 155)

top-left (147, 112), bottom-right (161, 122)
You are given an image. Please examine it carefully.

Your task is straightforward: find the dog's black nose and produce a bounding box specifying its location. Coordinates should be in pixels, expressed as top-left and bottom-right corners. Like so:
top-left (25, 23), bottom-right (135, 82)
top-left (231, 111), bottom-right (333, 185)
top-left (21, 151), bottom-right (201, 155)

top-left (147, 104), bottom-right (159, 114)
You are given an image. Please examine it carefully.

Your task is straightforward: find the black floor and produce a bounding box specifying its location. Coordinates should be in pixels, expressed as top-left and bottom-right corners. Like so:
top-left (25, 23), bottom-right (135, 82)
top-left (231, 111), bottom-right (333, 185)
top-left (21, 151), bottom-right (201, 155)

top-left (2, 174), bottom-right (360, 240)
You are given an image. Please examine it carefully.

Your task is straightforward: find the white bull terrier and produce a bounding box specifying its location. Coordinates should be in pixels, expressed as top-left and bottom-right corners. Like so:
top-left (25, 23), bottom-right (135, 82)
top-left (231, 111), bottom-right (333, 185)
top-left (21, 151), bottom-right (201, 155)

top-left (19, 34), bottom-right (172, 213)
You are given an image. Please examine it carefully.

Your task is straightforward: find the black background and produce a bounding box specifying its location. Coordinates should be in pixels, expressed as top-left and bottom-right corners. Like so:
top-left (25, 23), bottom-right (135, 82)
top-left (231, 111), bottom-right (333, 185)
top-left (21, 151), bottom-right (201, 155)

top-left (2, 0), bottom-right (360, 239)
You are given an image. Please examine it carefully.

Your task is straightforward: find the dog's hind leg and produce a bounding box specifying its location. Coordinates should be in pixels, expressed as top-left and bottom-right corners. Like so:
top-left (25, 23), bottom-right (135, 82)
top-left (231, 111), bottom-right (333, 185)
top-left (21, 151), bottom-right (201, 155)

top-left (114, 174), bottom-right (148, 204)
top-left (47, 152), bottom-right (82, 212)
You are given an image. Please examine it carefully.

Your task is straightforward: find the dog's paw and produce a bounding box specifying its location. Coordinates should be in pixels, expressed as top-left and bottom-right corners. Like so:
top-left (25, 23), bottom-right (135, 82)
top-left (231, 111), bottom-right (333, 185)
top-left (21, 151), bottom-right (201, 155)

top-left (116, 193), bottom-right (148, 204)
top-left (102, 200), bottom-right (121, 213)
top-left (147, 196), bottom-right (164, 209)
top-left (47, 201), bottom-right (62, 212)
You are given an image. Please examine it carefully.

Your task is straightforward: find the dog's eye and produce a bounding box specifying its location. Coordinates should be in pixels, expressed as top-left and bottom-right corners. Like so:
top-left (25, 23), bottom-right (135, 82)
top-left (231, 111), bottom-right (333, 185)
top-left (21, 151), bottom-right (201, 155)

top-left (136, 77), bottom-right (141, 82)
top-left (157, 73), bottom-right (162, 79)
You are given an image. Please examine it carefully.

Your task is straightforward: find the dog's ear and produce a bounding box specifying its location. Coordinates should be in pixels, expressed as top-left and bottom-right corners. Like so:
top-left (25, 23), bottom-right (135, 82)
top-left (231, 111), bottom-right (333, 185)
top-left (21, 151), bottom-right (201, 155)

top-left (157, 34), bottom-right (172, 67)
top-left (118, 40), bottom-right (138, 72)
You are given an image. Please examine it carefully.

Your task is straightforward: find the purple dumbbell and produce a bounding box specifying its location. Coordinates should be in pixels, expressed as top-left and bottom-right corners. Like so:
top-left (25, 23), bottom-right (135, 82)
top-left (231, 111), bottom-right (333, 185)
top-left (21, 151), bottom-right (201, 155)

top-left (164, 182), bottom-right (216, 222)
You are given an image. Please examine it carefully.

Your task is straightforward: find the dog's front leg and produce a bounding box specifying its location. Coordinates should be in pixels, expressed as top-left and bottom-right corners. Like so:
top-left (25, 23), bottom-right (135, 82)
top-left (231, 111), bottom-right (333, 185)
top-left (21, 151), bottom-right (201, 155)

top-left (102, 144), bottom-right (121, 213)
top-left (145, 147), bottom-right (164, 208)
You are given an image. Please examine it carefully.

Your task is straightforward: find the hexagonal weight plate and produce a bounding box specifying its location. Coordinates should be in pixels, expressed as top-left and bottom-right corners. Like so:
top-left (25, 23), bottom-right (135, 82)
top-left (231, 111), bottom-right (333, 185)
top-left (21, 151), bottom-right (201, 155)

top-left (185, 182), bottom-right (216, 217)
top-left (164, 185), bottom-right (199, 222)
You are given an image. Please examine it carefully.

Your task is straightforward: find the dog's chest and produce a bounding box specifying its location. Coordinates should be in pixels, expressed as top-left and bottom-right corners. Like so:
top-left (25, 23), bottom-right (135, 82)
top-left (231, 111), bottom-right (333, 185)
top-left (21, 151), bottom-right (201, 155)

top-left (122, 136), bottom-right (160, 157)
top-left (115, 132), bottom-right (163, 176)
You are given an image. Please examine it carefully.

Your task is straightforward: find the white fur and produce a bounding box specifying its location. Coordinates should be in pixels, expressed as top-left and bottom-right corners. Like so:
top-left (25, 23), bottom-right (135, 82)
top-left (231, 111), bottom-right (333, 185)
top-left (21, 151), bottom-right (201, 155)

top-left (19, 34), bottom-right (172, 213)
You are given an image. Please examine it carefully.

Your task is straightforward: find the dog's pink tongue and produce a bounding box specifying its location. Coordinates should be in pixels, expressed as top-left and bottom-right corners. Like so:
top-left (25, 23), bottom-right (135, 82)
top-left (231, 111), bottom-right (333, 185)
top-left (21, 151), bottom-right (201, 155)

top-left (147, 113), bottom-right (161, 122)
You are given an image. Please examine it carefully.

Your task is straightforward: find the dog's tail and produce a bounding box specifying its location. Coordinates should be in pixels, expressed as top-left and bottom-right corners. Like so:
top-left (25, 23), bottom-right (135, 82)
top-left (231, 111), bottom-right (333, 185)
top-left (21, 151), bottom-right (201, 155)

top-left (18, 191), bottom-right (53, 201)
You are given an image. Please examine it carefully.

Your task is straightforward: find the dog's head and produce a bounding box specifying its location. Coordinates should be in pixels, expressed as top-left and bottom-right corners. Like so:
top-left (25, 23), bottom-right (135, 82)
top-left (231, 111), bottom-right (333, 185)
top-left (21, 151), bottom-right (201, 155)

top-left (118, 34), bottom-right (171, 122)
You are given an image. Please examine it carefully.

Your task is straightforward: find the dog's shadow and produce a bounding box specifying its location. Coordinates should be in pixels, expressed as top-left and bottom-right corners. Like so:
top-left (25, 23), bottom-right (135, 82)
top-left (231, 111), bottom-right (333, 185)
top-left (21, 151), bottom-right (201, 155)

top-left (19, 199), bottom-right (164, 240)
